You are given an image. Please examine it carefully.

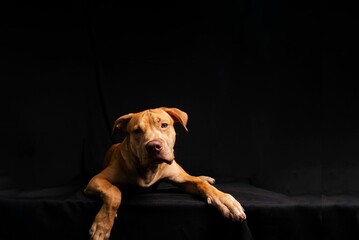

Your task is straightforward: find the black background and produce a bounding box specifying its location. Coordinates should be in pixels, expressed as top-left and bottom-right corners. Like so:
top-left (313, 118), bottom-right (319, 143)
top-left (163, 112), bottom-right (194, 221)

top-left (0, 0), bottom-right (358, 206)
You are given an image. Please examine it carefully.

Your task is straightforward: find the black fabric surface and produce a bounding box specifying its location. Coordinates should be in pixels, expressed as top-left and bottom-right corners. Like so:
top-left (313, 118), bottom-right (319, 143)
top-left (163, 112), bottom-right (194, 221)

top-left (1, 1), bottom-right (358, 240)
top-left (322, 195), bottom-right (359, 240)
top-left (0, 182), bottom-right (325, 240)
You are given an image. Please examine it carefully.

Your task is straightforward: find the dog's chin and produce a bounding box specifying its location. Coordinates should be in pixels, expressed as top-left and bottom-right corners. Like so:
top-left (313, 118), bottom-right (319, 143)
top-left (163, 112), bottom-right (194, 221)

top-left (153, 157), bottom-right (173, 165)
top-left (147, 150), bottom-right (174, 165)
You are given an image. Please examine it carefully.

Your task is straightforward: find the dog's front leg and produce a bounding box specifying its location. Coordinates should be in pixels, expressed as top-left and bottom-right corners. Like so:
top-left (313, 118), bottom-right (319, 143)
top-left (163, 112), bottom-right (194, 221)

top-left (84, 177), bottom-right (121, 240)
top-left (184, 177), bottom-right (246, 221)
top-left (167, 164), bottom-right (246, 222)
top-left (181, 176), bottom-right (246, 221)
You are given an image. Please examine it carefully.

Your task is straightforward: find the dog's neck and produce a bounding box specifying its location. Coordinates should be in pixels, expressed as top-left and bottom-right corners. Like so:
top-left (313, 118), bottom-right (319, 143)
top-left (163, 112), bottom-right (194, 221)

top-left (135, 163), bottom-right (163, 187)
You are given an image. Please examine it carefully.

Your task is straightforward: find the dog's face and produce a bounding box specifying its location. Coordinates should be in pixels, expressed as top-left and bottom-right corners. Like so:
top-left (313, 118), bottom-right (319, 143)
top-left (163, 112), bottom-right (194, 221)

top-left (113, 107), bottom-right (188, 167)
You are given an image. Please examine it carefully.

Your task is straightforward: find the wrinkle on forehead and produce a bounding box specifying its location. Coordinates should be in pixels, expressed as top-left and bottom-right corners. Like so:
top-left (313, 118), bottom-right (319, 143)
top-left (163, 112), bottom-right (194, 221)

top-left (149, 109), bottom-right (171, 121)
top-left (134, 111), bottom-right (151, 130)
top-left (137, 111), bottom-right (160, 130)
top-left (130, 109), bottom-right (173, 131)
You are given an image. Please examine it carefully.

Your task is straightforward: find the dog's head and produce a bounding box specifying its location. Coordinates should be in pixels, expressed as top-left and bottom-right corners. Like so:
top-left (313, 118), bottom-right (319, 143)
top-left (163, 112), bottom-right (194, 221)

top-left (112, 107), bottom-right (188, 167)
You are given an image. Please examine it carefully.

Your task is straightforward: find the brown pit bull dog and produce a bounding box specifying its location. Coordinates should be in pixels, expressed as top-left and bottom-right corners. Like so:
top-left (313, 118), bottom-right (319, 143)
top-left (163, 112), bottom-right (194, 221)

top-left (84, 107), bottom-right (246, 240)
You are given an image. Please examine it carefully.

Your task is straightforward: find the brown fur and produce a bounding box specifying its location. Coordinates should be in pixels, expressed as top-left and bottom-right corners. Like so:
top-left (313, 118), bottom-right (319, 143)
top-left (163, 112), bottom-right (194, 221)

top-left (84, 107), bottom-right (246, 240)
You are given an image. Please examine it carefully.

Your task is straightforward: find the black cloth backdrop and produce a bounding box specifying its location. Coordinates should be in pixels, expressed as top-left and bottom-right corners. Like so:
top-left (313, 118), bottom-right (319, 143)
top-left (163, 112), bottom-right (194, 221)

top-left (0, 1), bottom-right (358, 240)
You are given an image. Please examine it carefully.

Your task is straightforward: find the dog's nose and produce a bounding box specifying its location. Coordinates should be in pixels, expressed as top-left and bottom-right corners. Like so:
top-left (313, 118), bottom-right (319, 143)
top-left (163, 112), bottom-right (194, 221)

top-left (146, 140), bottom-right (163, 154)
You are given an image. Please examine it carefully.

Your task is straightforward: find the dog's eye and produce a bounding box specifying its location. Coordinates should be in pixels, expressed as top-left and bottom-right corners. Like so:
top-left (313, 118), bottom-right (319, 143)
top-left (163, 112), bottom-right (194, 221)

top-left (133, 128), bottom-right (142, 134)
top-left (161, 123), bottom-right (168, 129)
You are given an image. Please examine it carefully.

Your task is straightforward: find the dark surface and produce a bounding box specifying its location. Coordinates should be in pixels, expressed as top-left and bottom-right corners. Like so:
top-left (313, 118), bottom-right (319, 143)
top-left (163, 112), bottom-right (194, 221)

top-left (1, 1), bottom-right (358, 240)
top-left (0, 182), bottom-right (323, 240)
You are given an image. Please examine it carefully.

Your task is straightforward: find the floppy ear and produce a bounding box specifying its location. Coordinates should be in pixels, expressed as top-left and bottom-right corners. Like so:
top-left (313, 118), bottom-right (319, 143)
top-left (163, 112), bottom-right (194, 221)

top-left (161, 107), bottom-right (189, 132)
top-left (112, 113), bottom-right (134, 135)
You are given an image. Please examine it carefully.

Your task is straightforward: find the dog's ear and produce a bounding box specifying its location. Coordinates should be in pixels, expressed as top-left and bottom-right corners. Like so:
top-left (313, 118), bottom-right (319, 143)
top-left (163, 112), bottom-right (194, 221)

top-left (112, 113), bottom-right (134, 135)
top-left (162, 107), bottom-right (189, 132)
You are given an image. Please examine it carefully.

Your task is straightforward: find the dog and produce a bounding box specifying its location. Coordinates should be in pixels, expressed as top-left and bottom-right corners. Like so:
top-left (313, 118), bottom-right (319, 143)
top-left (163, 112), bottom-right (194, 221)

top-left (84, 107), bottom-right (246, 240)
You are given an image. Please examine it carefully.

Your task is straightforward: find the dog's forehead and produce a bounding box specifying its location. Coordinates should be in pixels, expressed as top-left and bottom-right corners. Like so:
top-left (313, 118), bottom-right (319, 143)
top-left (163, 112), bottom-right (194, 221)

top-left (129, 109), bottom-right (172, 127)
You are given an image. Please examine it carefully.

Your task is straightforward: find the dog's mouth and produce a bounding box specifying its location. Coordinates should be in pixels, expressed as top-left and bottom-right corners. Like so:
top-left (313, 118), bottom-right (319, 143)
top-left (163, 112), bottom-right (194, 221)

top-left (148, 150), bottom-right (174, 165)
top-left (145, 140), bottom-right (174, 165)
top-left (153, 158), bottom-right (173, 165)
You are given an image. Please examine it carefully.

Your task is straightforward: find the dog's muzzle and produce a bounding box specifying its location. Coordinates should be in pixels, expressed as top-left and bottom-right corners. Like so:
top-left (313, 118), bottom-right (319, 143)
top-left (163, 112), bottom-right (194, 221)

top-left (146, 140), bottom-right (173, 164)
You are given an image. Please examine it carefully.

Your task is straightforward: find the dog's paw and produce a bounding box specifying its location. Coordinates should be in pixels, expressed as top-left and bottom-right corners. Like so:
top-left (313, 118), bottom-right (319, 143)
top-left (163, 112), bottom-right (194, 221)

top-left (89, 221), bottom-right (113, 240)
top-left (89, 222), bottom-right (111, 240)
top-left (89, 212), bottom-right (115, 240)
top-left (198, 175), bottom-right (216, 185)
top-left (207, 192), bottom-right (246, 222)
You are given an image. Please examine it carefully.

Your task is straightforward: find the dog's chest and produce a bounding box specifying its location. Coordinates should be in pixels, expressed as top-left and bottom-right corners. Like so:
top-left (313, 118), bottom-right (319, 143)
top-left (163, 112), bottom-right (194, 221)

top-left (132, 164), bottom-right (164, 188)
